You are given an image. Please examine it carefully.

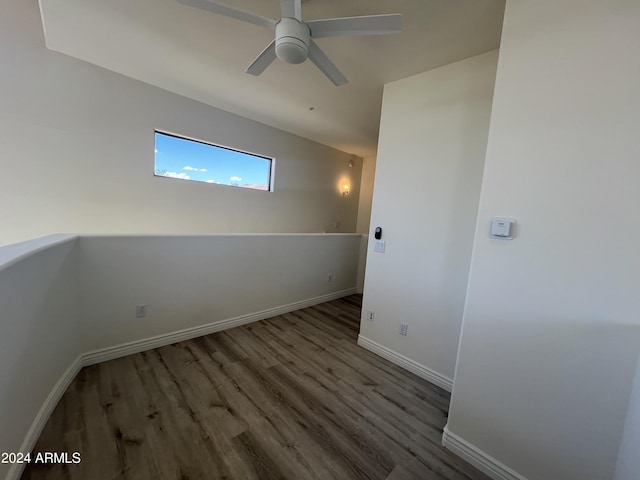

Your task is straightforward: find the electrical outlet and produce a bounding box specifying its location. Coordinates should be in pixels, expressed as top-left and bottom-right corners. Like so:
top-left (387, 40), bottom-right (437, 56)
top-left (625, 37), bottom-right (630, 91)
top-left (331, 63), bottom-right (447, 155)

top-left (136, 304), bottom-right (148, 318)
top-left (399, 323), bottom-right (408, 336)
top-left (367, 310), bottom-right (375, 321)
top-left (328, 273), bottom-right (333, 283)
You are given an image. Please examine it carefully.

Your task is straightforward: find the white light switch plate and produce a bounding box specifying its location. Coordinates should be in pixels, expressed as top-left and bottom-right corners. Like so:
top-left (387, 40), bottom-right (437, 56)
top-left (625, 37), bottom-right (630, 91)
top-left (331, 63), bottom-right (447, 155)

top-left (374, 240), bottom-right (386, 253)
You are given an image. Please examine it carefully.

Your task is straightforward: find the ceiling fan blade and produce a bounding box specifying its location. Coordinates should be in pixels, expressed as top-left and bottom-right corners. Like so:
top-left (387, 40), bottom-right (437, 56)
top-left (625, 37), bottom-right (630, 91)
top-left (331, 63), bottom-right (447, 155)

top-left (177, 0), bottom-right (276, 29)
top-left (245, 40), bottom-right (277, 76)
top-left (307, 40), bottom-right (348, 86)
top-left (307, 14), bottom-right (402, 38)
top-left (280, 0), bottom-right (302, 20)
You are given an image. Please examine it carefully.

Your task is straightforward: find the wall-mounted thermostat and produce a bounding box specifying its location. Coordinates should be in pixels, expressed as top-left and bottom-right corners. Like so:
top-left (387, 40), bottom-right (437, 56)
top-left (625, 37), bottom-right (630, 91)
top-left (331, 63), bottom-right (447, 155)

top-left (489, 217), bottom-right (516, 239)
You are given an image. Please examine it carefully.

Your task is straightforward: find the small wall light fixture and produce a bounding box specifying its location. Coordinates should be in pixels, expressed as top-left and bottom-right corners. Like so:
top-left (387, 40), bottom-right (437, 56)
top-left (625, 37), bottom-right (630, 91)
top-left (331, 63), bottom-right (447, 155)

top-left (342, 183), bottom-right (351, 196)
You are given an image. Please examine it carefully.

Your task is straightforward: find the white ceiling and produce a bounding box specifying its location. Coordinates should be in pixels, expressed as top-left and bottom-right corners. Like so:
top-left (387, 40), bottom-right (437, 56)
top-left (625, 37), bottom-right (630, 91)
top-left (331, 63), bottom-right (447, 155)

top-left (38, 0), bottom-right (505, 158)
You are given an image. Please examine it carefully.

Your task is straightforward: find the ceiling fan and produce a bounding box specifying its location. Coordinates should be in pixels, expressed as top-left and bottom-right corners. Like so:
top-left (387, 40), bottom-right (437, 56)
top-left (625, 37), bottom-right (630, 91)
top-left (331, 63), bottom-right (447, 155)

top-left (177, 0), bottom-right (403, 86)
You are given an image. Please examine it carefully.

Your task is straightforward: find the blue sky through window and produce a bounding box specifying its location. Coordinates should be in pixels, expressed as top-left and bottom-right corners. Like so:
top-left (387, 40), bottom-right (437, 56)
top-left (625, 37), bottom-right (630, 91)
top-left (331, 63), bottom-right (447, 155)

top-left (154, 132), bottom-right (272, 191)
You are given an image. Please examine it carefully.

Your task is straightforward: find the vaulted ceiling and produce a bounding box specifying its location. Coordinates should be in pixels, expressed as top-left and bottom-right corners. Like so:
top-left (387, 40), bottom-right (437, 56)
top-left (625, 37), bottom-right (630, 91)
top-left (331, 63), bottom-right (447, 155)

top-left (39, 0), bottom-right (505, 158)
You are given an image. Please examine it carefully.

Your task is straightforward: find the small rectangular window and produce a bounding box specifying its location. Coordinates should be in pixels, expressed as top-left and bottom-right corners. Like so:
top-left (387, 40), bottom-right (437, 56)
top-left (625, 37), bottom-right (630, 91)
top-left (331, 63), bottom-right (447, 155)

top-left (154, 131), bottom-right (273, 191)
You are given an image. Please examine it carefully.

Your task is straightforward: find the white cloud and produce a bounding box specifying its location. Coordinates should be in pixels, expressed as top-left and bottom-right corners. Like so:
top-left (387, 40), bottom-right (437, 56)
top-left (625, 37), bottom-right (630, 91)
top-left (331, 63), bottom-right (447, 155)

top-left (230, 176), bottom-right (242, 183)
top-left (161, 171), bottom-right (190, 180)
top-left (206, 180), bottom-right (215, 183)
top-left (184, 165), bottom-right (208, 172)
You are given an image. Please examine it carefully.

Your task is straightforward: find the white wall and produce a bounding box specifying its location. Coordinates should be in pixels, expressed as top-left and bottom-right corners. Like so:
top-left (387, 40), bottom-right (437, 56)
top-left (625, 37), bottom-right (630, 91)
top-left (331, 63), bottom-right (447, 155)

top-left (77, 234), bottom-right (361, 351)
top-left (356, 155), bottom-right (377, 235)
top-left (356, 154), bottom-right (377, 293)
top-left (0, 235), bottom-right (80, 480)
top-left (0, 0), bottom-right (361, 248)
top-left (359, 51), bottom-right (498, 385)
top-left (447, 1), bottom-right (640, 479)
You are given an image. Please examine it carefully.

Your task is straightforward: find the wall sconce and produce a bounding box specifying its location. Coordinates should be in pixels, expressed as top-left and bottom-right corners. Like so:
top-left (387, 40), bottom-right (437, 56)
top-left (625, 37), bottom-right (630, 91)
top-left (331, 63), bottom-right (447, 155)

top-left (342, 183), bottom-right (351, 196)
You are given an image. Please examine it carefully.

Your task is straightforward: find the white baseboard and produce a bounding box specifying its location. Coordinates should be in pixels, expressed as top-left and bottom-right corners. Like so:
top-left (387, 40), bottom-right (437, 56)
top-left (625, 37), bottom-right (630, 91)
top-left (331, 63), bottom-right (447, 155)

top-left (357, 335), bottom-right (453, 392)
top-left (442, 425), bottom-right (527, 480)
top-left (6, 355), bottom-right (83, 480)
top-left (84, 288), bottom-right (357, 366)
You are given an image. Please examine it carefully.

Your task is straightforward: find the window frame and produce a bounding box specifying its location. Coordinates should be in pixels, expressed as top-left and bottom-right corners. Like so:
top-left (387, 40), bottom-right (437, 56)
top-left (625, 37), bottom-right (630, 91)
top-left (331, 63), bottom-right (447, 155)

top-left (154, 130), bottom-right (275, 192)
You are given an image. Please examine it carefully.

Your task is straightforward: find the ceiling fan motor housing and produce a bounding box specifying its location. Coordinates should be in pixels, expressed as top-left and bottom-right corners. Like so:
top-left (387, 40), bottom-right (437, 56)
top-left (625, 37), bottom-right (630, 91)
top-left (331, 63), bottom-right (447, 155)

top-left (275, 17), bottom-right (310, 64)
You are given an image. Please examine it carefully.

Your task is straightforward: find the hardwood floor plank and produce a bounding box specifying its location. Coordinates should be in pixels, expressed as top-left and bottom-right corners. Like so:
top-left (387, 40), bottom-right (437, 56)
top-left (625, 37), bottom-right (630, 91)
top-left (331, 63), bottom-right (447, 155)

top-left (21, 295), bottom-right (490, 480)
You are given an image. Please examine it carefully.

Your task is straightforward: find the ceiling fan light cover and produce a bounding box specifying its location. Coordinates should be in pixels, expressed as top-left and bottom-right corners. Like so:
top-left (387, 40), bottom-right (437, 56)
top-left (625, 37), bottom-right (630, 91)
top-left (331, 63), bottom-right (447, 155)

top-left (275, 17), bottom-right (310, 64)
top-left (276, 38), bottom-right (308, 63)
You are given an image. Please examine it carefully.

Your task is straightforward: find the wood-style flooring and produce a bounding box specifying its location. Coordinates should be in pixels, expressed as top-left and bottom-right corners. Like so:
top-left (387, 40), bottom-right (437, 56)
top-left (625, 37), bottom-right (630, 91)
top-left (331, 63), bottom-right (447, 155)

top-left (22, 295), bottom-right (489, 480)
